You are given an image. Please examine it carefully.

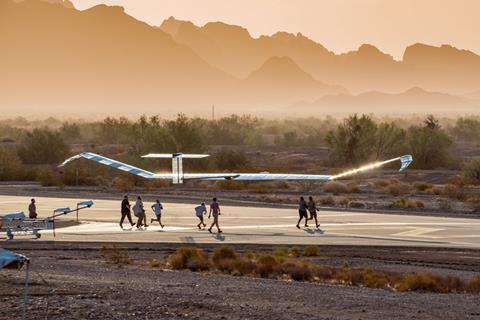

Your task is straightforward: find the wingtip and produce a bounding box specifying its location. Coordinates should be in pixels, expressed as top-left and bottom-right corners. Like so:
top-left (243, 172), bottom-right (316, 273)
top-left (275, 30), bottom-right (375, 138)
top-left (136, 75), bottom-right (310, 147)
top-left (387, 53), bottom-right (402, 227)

top-left (399, 154), bottom-right (413, 171)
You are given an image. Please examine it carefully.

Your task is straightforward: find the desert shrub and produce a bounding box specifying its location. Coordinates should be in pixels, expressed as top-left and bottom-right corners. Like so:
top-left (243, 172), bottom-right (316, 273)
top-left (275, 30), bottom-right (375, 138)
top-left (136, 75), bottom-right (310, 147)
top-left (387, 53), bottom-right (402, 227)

top-left (442, 184), bottom-right (462, 199)
top-left (215, 149), bottom-right (251, 171)
top-left (148, 259), bottom-right (162, 268)
top-left (361, 269), bottom-right (390, 288)
top-left (313, 265), bottom-right (336, 280)
top-left (415, 200), bottom-right (425, 208)
top-left (273, 247), bottom-right (289, 257)
top-left (100, 245), bottom-right (131, 265)
top-left (414, 181), bottom-right (433, 191)
top-left (391, 198), bottom-right (418, 209)
top-left (169, 247), bottom-right (210, 271)
top-left (17, 128), bottom-right (70, 165)
top-left (303, 246), bottom-right (319, 257)
top-left (318, 196), bottom-right (335, 205)
top-left (212, 246), bottom-right (238, 273)
top-left (233, 257), bottom-right (257, 275)
top-left (113, 176), bottom-right (136, 192)
top-left (385, 181), bottom-right (410, 196)
top-left (323, 181), bottom-right (348, 194)
top-left (336, 197), bottom-right (349, 206)
top-left (289, 247), bottom-right (301, 258)
top-left (346, 182), bottom-right (360, 193)
top-left (466, 274), bottom-right (480, 294)
top-left (396, 272), bottom-right (445, 293)
top-left (437, 198), bottom-right (452, 211)
top-left (461, 158), bottom-right (480, 185)
top-left (429, 187), bottom-right (443, 195)
top-left (348, 201), bottom-right (366, 209)
top-left (466, 196), bottom-right (480, 213)
top-left (280, 261), bottom-right (313, 281)
top-left (0, 148), bottom-right (24, 181)
top-left (256, 255), bottom-right (278, 278)
top-left (213, 245), bottom-right (238, 262)
top-left (36, 168), bottom-right (61, 187)
top-left (374, 179), bottom-right (390, 188)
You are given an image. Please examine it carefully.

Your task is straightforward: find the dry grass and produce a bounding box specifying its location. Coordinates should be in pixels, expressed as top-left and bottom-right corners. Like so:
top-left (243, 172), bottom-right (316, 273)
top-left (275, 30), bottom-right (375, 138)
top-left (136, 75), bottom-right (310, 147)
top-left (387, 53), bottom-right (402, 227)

top-left (168, 247), bottom-right (211, 271)
top-left (391, 197), bottom-right (421, 209)
top-left (161, 246), bottom-right (480, 295)
top-left (443, 184), bottom-right (462, 199)
top-left (100, 245), bottom-right (132, 265)
top-left (396, 272), bottom-right (446, 293)
top-left (413, 181), bottom-right (433, 191)
top-left (466, 274), bottom-right (480, 293)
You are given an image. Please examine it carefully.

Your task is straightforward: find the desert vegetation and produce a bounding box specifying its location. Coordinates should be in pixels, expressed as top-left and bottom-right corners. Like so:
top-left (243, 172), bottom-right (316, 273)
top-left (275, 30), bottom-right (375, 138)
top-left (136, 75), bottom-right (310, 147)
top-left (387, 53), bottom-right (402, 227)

top-left (1, 114), bottom-right (480, 209)
top-left (139, 245), bottom-right (480, 294)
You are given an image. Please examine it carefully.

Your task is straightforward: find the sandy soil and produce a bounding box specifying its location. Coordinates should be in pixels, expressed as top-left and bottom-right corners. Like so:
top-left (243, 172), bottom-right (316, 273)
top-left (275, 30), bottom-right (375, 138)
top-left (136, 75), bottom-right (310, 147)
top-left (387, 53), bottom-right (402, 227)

top-left (1, 243), bottom-right (480, 320)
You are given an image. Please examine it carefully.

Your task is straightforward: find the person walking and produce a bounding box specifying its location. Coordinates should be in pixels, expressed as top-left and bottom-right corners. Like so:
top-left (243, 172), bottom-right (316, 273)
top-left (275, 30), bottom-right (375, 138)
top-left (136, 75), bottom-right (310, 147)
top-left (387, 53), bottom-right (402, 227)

top-left (120, 195), bottom-right (134, 229)
top-left (28, 199), bottom-right (37, 219)
top-left (307, 196), bottom-right (320, 229)
top-left (208, 197), bottom-right (222, 233)
top-left (133, 196), bottom-right (148, 228)
top-left (296, 196), bottom-right (308, 229)
top-left (150, 199), bottom-right (164, 228)
top-left (195, 202), bottom-right (207, 230)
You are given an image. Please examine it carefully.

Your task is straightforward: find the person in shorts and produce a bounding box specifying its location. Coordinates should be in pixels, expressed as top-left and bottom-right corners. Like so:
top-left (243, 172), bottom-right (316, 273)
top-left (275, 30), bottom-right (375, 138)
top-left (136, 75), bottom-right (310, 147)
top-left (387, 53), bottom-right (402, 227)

top-left (296, 196), bottom-right (308, 229)
top-left (307, 196), bottom-right (320, 228)
top-left (208, 197), bottom-right (222, 233)
top-left (195, 202), bottom-right (207, 230)
top-left (150, 199), bottom-right (164, 228)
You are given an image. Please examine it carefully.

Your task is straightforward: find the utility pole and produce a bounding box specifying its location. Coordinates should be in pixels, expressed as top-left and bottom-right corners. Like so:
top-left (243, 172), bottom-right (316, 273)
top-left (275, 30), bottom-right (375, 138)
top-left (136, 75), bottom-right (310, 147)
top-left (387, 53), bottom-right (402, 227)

top-left (211, 104), bottom-right (215, 121)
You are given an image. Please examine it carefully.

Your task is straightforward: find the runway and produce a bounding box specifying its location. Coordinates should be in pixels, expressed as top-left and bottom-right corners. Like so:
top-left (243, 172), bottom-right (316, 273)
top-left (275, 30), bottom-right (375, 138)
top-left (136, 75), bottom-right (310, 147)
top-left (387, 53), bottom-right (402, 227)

top-left (1, 195), bottom-right (480, 248)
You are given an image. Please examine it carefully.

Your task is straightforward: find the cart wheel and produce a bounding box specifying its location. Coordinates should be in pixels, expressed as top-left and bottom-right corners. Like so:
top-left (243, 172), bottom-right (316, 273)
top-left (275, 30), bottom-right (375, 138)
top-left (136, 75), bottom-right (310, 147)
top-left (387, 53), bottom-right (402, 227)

top-left (36, 233), bottom-right (41, 239)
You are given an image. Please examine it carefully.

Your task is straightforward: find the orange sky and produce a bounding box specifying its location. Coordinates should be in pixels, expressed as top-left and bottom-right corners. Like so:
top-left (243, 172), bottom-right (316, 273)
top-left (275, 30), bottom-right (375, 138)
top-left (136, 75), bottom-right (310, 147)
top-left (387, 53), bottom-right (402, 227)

top-left (70, 0), bottom-right (480, 60)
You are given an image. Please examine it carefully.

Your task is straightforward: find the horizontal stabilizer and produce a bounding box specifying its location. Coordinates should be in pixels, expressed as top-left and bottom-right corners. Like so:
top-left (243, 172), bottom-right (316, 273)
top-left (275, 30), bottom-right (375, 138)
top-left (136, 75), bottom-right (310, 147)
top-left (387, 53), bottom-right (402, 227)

top-left (142, 153), bottom-right (209, 159)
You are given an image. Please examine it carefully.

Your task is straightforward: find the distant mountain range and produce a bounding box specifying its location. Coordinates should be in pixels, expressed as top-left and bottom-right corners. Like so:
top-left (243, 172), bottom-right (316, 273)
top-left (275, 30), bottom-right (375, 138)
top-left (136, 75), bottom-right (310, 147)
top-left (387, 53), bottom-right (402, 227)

top-left (292, 87), bottom-right (476, 115)
top-left (0, 0), bottom-right (479, 117)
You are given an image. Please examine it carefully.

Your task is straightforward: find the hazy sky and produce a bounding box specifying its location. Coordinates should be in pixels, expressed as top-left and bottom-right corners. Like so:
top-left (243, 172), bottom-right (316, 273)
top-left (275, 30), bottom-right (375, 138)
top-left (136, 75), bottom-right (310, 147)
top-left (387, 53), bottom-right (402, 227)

top-left (71, 0), bottom-right (480, 59)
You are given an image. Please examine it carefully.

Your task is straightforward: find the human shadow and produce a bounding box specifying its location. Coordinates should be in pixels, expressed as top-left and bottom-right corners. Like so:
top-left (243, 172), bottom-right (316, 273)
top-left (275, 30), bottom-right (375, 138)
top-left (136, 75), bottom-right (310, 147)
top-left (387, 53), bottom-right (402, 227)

top-left (304, 228), bottom-right (324, 235)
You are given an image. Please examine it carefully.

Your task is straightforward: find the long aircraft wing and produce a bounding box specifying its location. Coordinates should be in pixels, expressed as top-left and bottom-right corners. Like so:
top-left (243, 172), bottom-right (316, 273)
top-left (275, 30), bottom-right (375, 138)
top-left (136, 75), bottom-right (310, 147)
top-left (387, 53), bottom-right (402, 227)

top-left (59, 152), bottom-right (412, 182)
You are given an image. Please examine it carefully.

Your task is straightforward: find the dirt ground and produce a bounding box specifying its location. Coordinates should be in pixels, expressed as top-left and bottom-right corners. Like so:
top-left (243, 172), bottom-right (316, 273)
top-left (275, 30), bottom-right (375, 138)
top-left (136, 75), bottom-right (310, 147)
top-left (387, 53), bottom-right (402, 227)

top-left (1, 243), bottom-right (480, 320)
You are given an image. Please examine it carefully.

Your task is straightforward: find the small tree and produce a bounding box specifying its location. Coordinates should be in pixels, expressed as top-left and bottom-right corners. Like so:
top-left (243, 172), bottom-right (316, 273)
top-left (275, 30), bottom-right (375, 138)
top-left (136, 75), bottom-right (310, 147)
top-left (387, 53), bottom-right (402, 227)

top-left (406, 116), bottom-right (453, 169)
top-left (325, 114), bottom-right (377, 166)
top-left (17, 128), bottom-right (70, 164)
top-left (461, 157), bottom-right (480, 185)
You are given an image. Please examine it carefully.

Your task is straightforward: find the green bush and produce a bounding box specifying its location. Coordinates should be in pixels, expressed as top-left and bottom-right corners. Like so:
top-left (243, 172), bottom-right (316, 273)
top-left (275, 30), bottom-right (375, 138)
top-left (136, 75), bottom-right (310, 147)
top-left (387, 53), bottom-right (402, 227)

top-left (461, 157), bottom-right (480, 185)
top-left (303, 246), bottom-right (319, 257)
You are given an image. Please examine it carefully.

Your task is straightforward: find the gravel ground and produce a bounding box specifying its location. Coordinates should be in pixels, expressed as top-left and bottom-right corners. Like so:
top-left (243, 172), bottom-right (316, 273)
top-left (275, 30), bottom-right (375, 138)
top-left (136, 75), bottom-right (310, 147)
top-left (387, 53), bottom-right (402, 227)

top-left (1, 244), bottom-right (480, 320)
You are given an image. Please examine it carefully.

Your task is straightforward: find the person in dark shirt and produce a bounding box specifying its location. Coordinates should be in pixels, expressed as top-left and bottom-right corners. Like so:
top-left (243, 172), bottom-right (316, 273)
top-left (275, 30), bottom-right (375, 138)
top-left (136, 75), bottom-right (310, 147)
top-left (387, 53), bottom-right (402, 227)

top-left (296, 196), bottom-right (308, 229)
top-left (120, 195), bottom-right (134, 229)
top-left (28, 198), bottom-right (37, 219)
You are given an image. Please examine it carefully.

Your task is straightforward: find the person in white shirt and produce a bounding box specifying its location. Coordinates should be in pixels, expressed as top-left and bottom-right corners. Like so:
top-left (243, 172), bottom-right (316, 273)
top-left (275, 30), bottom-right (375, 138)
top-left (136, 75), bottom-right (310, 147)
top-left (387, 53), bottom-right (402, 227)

top-left (194, 202), bottom-right (207, 230)
top-left (133, 196), bottom-right (147, 228)
top-left (150, 199), bottom-right (164, 228)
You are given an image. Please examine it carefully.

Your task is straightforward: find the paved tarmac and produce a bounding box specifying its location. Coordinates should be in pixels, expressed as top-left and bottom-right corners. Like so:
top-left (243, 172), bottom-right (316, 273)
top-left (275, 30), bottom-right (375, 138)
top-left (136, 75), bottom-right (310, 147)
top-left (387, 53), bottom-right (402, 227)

top-left (1, 195), bottom-right (480, 248)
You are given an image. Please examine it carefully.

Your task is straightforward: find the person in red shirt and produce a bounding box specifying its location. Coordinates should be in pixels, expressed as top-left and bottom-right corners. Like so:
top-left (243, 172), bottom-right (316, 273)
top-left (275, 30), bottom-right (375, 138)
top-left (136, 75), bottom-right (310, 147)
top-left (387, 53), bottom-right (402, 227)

top-left (208, 197), bottom-right (222, 233)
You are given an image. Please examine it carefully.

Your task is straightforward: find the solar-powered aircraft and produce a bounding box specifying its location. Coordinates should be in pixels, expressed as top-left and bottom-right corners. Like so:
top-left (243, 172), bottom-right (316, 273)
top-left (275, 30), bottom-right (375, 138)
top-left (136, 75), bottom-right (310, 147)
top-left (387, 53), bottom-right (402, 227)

top-left (59, 152), bottom-right (413, 184)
